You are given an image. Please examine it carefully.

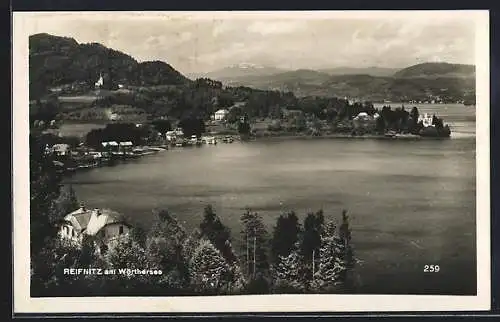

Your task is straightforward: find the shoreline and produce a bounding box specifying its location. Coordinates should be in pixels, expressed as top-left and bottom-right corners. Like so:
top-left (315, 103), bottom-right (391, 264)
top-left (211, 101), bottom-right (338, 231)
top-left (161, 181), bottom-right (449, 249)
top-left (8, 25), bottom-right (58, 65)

top-left (238, 132), bottom-right (451, 142)
top-left (56, 131), bottom-right (458, 176)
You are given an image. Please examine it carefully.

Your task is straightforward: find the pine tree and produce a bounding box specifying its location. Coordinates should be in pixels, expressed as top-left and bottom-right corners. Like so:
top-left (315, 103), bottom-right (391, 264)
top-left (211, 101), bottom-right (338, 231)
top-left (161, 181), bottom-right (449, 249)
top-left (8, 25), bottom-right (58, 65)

top-left (146, 210), bottom-right (190, 289)
top-left (271, 211), bottom-right (301, 264)
top-left (300, 210), bottom-right (324, 281)
top-left (226, 260), bottom-right (247, 294)
top-left (151, 209), bottom-right (187, 241)
top-left (199, 205), bottom-right (236, 263)
top-left (311, 219), bottom-right (344, 293)
top-left (337, 210), bottom-right (355, 288)
top-left (182, 228), bottom-right (202, 262)
top-left (272, 241), bottom-right (304, 293)
top-left (129, 225), bottom-right (148, 248)
top-left (312, 210), bottom-right (356, 293)
top-left (239, 210), bottom-right (270, 279)
top-left (189, 239), bottom-right (232, 295)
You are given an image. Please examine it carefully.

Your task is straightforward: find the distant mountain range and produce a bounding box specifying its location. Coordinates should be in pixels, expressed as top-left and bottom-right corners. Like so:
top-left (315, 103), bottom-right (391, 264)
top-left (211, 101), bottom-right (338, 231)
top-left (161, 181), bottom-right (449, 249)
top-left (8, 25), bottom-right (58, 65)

top-left (197, 62), bottom-right (474, 82)
top-left (187, 63), bottom-right (287, 80)
top-left (189, 65), bottom-right (398, 82)
top-left (209, 62), bottom-right (475, 102)
top-left (29, 33), bottom-right (475, 103)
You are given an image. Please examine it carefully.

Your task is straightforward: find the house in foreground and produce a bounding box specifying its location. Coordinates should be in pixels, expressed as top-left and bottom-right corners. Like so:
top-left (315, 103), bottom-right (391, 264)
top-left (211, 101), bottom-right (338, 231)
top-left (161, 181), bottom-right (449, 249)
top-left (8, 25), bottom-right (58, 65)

top-left (59, 204), bottom-right (131, 252)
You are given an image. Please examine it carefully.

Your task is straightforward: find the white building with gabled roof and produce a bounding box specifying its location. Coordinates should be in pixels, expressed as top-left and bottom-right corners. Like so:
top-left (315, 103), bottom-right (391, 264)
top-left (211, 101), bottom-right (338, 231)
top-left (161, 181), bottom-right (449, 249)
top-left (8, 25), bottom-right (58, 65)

top-left (214, 109), bottom-right (229, 121)
top-left (59, 203), bottom-right (131, 251)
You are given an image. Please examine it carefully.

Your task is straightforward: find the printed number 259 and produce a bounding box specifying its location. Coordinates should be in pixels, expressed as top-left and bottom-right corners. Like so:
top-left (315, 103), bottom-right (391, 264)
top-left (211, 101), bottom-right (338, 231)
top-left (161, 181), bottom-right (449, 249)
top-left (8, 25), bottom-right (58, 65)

top-left (424, 265), bottom-right (440, 272)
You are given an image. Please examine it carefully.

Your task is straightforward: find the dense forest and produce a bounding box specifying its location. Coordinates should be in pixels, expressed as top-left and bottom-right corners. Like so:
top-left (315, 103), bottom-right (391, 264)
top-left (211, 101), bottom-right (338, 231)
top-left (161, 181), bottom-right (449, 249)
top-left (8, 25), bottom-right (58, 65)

top-left (30, 134), bottom-right (357, 296)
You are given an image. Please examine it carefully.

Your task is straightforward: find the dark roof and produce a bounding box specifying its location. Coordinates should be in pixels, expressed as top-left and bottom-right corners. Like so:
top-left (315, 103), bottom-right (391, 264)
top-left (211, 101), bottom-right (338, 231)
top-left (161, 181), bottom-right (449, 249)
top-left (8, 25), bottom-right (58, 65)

top-left (73, 212), bottom-right (92, 231)
top-left (64, 207), bottom-right (129, 234)
top-left (64, 207), bottom-right (92, 232)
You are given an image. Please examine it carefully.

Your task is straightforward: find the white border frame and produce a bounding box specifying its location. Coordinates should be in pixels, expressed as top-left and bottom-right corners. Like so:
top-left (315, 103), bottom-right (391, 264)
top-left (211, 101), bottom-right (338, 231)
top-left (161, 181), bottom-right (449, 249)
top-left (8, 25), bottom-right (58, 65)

top-left (13, 10), bottom-right (491, 313)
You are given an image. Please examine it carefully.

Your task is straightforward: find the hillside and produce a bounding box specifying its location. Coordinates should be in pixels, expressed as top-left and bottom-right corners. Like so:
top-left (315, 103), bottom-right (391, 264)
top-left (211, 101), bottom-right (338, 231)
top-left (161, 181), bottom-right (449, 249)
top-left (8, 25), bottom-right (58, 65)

top-left (224, 69), bottom-right (332, 89)
top-left (393, 62), bottom-right (475, 78)
top-left (319, 67), bottom-right (398, 77)
top-left (29, 33), bottom-right (189, 99)
top-left (319, 74), bottom-right (475, 102)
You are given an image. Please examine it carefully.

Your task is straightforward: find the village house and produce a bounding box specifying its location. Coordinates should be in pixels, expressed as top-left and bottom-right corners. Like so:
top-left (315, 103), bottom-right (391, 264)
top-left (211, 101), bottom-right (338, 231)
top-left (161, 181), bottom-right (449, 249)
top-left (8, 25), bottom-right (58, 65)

top-left (352, 112), bottom-right (377, 133)
top-left (165, 130), bottom-right (177, 141)
top-left (418, 113), bottom-right (435, 127)
top-left (119, 141), bottom-right (134, 153)
top-left (101, 141), bottom-right (119, 153)
top-left (174, 127), bottom-right (184, 137)
top-left (165, 128), bottom-right (184, 141)
top-left (51, 143), bottom-right (71, 156)
top-left (213, 109), bottom-right (229, 121)
top-left (281, 108), bottom-right (304, 120)
top-left (59, 203), bottom-right (131, 251)
top-left (165, 130), bottom-right (175, 141)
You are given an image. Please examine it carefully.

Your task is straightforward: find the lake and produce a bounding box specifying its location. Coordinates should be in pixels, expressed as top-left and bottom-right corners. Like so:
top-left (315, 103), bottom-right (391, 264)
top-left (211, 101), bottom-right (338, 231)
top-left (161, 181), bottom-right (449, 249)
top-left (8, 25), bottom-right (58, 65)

top-left (64, 104), bottom-right (477, 295)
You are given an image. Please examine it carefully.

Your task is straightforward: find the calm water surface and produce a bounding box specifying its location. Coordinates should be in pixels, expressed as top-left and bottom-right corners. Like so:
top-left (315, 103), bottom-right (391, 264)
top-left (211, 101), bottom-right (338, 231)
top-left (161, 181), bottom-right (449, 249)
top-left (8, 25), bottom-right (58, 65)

top-left (65, 104), bottom-right (477, 295)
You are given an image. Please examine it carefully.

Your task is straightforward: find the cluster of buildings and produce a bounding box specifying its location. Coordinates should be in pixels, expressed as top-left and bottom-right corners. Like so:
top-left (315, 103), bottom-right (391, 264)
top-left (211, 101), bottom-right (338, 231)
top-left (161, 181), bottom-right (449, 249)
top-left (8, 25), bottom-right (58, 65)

top-left (47, 141), bottom-right (135, 158)
top-left (45, 139), bottom-right (168, 174)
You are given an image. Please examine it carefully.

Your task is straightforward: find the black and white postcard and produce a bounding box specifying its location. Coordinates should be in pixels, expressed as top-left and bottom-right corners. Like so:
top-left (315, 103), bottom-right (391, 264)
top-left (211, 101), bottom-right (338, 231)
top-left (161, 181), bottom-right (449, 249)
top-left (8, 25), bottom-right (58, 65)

top-left (13, 10), bottom-right (491, 313)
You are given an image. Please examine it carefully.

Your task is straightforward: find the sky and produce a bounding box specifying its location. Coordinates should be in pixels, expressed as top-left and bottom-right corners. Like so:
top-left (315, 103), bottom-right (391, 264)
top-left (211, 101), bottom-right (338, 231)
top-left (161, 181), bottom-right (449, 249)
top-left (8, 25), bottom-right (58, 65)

top-left (22, 11), bottom-right (478, 75)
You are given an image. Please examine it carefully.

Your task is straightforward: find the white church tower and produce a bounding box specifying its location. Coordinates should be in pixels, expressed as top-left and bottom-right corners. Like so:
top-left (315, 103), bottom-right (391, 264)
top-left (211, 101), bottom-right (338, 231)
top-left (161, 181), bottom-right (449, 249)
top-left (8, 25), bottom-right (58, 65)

top-left (94, 73), bottom-right (104, 89)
